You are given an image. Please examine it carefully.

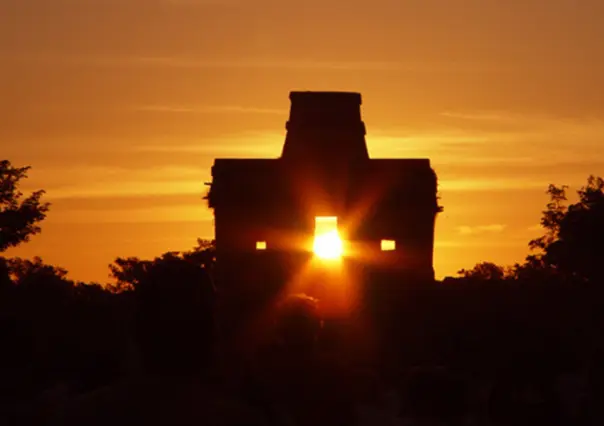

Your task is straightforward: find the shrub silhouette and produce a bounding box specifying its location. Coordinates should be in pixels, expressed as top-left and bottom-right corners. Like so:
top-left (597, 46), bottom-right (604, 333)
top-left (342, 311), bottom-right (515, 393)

top-left (127, 253), bottom-right (216, 376)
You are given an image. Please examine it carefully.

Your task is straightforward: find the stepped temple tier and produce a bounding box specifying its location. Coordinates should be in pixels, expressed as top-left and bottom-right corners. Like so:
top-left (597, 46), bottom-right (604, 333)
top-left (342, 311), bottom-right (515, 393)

top-left (206, 91), bottom-right (440, 323)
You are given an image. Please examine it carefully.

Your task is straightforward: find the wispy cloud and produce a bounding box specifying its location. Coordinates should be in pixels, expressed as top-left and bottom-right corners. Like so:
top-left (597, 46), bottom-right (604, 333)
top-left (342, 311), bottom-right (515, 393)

top-left (440, 111), bottom-right (516, 121)
top-left (162, 0), bottom-right (238, 5)
top-left (2, 53), bottom-right (524, 73)
top-left (457, 224), bottom-right (507, 235)
top-left (48, 180), bottom-right (203, 199)
top-left (370, 114), bottom-right (604, 166)
top-left (134, 105), bottom-right (283, 115)
top-left (441, 178), bottom-right (551, 192)
top-left (33, 165), bottom-right (207, 200)
top-left (54, 204), bottom-right (212, 224)
top-left (131, 131), bottom-right (284, 157)
top-left (132, 144), bottom-right (279, 156)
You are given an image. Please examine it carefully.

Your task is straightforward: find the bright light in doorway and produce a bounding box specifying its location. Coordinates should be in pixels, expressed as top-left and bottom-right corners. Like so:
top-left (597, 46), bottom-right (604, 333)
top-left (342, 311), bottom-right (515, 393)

top-left (313, 217), bottom-right (343, 260)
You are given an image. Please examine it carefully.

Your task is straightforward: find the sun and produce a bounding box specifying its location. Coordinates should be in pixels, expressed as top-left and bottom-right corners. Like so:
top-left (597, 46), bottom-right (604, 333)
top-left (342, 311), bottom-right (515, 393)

top-left (313, 217), bottom-right (344, 260)
top-left (313, 230), bottom-right (343, 259)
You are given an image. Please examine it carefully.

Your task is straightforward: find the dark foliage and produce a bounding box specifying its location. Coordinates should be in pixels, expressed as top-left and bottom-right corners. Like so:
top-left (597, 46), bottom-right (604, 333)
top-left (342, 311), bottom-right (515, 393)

top-left (0, 160), bottom-right (50, 252)
top-left (455, 175), bottom-right (604, 285)
top-left (1, 165), bottom-right (604, 425)
top-left (535, 176), bottom-right (604, 283)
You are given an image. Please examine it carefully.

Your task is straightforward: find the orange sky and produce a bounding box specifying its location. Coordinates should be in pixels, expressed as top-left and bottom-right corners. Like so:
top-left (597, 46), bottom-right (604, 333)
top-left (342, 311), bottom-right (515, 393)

top-left (2, 0), bottom-right (603, 283)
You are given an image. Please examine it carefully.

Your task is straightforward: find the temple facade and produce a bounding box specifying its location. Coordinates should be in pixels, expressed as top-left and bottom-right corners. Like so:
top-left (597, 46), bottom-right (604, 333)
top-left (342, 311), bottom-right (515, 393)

top-left (207, 91), bottom-right (440, 311)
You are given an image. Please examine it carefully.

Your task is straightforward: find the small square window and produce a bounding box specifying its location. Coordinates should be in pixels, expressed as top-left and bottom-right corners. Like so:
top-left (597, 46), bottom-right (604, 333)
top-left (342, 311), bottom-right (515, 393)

top-left (381, 240), bottom-right (396, 251)
top-left (256, 241), bottom-right (267, 250)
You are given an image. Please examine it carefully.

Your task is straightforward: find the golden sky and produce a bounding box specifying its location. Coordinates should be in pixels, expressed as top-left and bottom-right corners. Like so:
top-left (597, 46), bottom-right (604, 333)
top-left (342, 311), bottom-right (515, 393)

top-left (2, 0), bottom-right (603, 283)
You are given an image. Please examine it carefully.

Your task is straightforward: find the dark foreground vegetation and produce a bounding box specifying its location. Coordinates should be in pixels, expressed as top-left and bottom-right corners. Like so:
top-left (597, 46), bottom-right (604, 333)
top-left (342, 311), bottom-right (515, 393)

top-left (1, 159), bottom-right (604, 425)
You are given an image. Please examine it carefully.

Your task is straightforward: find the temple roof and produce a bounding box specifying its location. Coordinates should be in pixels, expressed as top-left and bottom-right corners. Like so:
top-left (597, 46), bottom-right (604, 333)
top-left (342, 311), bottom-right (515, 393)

top-left (289, 91), bottom-right (362, 104)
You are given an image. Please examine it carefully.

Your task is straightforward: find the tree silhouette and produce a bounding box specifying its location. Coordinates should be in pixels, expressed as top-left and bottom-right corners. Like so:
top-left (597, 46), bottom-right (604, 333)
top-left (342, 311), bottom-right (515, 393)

top-left (6, 257), bottom-right (74, 305)
top-left (529, 183), bottom-right (569, 255)
top-left (109, 239), bottom-right (216, 292)
top-left (8, 256), bottom-right (69, 284)
top-left (455, 176), bottom-right (604, 284)
top-left (109, 248), bottom-right (217, 376)
top-left (0, 160), bottom-right (50, 252)
top-left (529, 175), bottom-right (604, 283)
top-left (508, 254), bottom-right (558, 283)
top-left (182, 238), bottom-right (216, 272)
top-left (0, 257), bottom-right (10, 291)
top-left (457, 261), bottom-right (509, 281)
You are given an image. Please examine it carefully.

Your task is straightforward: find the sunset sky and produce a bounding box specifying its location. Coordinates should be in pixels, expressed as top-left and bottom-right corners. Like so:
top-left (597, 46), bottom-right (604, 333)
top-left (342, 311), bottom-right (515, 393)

top-left (2, 0), bottom-right (603, 283)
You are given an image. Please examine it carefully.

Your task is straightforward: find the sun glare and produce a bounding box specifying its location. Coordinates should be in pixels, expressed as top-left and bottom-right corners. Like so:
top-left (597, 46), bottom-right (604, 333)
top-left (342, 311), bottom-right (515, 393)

top-left (313, 217), bottom-right (343, 260)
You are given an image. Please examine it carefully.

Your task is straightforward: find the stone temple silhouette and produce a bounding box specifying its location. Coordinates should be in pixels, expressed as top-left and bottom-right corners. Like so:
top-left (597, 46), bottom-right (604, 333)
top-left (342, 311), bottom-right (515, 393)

top-left (207, 91), bottom-right (440, 318)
